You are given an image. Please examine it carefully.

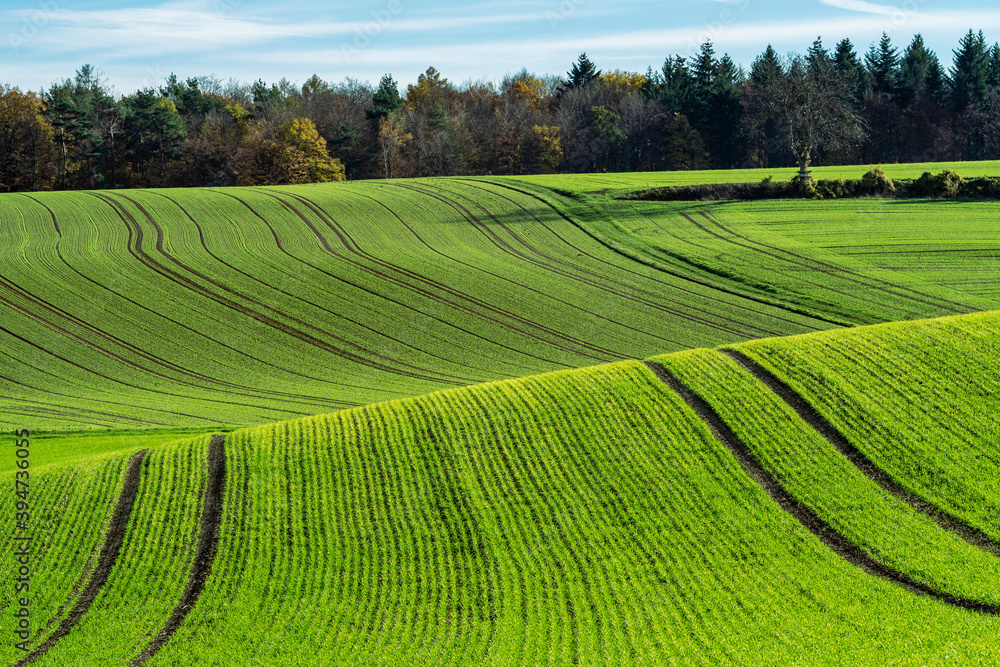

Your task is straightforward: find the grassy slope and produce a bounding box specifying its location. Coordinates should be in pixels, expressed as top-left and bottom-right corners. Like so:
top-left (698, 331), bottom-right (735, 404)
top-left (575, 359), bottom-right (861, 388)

top-left (0, 180), bottom-right (828, 431)
top-left (7, 310), bottom-right (1000, 666)
top-left (734, 309), bottom-right (1000, 542)
top-left (505, 178), bottom-right (1000, 327)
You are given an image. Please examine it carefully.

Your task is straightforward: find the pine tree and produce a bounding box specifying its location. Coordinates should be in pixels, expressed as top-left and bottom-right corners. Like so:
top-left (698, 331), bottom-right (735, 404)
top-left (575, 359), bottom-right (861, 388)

top-left (989, 43), bottom-right (1000, 88)
top-left (566, 53), bottom-right (600, 89)
top-left (367, 74), bottom-right (402, 121)
top-left (898, 34), bottom-right (934, 106)
top-left (751, 45), bottom-right (784, 84)
top-left (925, 56), bottom-right (949, 105)
top-left (834, 38), bottom-right (870, 103)
top-left (951, 29), bottom-right (989, 110)
top-left (691, 41), bottom-right (717, 90)
top-left (865, 33), bottom-right (900, 99)
top-left (806, 37), bottom-right (832, 73)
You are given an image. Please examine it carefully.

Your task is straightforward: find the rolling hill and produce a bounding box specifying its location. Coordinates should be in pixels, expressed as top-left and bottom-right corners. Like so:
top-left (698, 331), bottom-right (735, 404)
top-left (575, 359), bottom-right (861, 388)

top-left (5, 309), bottom-right (1000, 666)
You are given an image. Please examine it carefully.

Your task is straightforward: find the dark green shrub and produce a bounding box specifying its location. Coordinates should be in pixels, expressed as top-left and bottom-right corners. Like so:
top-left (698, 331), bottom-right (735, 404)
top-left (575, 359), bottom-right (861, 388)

top-left (860, 166), bottom-right (895, 196)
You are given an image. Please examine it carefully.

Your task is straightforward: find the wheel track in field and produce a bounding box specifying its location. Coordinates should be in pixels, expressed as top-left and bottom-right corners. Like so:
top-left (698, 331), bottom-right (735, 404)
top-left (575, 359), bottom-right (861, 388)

top-left (263, 188), bottom-right (619, 363)
top-left (219, 188), bottom-right (579, 372)
top-left (0, 320), bottom-right (212, 423)
top-left (93, 192), bottom-right (467, 387)
top-left (472, 178), bottom-right (850, 328)
top-left (397, 179), bottom-right (756, 342)
top-left (721, 349), bottom-right (1000, 557)
top-left (0, 279), bottom-right (331, 417)
top-left (644, 360), bottom-right (1000, 614)
top-left (16, 449), bottom-right (150, 666)
top-left (282, 187), bottom-right (636, 358)
top-left (433, 179), bottom-right (792, 340)
top-left (334, 184), bottom-right (687, 351)
top-left (16, 193), bottom-right (360, 408)
top-left (0, 358), bottom-right (170, 427)
top-left (130, 434), bottom-right (226, 666)
top-left (149, 191), bottom-right (510, 382)
top-left (109, 192), bottom-right (474, 385)
top-left (696, 211), bottom-right (971, 314)
top-left (216, 190), bottom-right (564, 375)
top-left (675, 212), bottom-right (927, 320)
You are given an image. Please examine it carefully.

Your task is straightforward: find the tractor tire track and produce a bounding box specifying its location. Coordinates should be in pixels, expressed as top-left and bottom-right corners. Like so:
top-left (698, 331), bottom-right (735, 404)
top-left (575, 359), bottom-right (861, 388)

top-left (426, 180), bottom-right (788, 339)
top-left (461, 179), bottom-right (846, 334)
top-left (218, 189), bottom-right (567, 371)
top-left (395, 180), bottom-right (752, 341)
top-left (644, 360), bottom-right (1000, 614)
top-left (130, 434), bottom-right (226, 666)
top-left (18, 194), bottom-right (363, 404)
top-left (697, 211), bottom-right (969, 313)
top-left (16, 449), bottom-right (150, 666)
top-left (290, 187), bottom-right (683, 353)
top-left (110, 192), bottom-right (472, 385)
top-left (92, 193), bottom-right (463, 386)
top-left (262, 189), bottom-right (618, 362)
top-left (721, 349), bottom-right (1000, 558)
top-left (150, 191), bottom-right (509, 381)
top-left (0, 280), bottom-right (329, 415)
top-left (0, 321), bottom-right (217, 422)
top-left (474, 178), bottom-right (849, 328)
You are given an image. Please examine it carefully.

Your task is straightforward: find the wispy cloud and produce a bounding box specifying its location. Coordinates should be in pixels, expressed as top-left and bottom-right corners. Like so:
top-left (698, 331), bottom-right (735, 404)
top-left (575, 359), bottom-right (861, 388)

top-left (3, 3), bottom-right (544, 55)
top-left (818, 0), bottom-right (899, 16)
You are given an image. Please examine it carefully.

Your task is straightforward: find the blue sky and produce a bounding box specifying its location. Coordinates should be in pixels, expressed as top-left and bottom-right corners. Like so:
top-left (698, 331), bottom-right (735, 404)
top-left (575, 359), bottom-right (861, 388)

top-left (3, 0), bottom-right (1000, 94)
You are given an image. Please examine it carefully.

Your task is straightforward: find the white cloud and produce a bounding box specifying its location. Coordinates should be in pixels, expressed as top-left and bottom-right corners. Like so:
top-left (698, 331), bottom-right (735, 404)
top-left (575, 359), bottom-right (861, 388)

top-left (818, 0), bottom-right (899, 16)
top-left (2, 4), bottom-right (544, 56)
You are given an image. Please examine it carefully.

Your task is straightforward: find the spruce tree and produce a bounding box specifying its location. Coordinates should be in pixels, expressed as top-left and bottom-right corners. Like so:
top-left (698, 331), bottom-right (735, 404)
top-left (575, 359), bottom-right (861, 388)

top-left (806, 37), bottom-right (832, 73)
top-left (899, 34), bottom-right (934, 106)
top-left (567, 53), bottom-right (600, 89)
top-left (951, 29), bottom-right (989, 110)
top-left (989, 43), bottom-right (1000, 88)
top-left (367, 74), bottom-right (403, 121)
top-left (865, 33), bottom-right (900, 99)
top-left (834, 38), bottom-right (870, 103)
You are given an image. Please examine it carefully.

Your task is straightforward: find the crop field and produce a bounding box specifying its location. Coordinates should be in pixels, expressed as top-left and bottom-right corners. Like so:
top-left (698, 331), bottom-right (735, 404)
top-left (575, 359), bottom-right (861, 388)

top-left (4, 166), bottom-right (1000, 665)
top-left (0, 179), bottom-right (835, 431)
top-left (5, 310), bottom-right (1000, 665)
top-left (542, 187), bottom-right (1000, 326)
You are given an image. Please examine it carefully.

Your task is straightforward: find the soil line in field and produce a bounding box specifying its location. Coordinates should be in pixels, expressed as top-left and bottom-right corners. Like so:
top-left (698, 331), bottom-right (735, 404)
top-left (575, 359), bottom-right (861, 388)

top-left (643, 360), bottom-right (1000, 614)
top-left (130, 434), bottom-right (227, 666)
top-left (721, 349), bottom-right (1000, 557)
top-left (16, 449), bottom-right (150, 666)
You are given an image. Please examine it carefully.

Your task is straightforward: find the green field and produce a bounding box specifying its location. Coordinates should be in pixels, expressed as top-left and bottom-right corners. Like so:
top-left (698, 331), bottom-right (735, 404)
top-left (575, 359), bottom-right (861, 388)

top-left (3, 165), bottom-right (1000, 665)
top-left (5, 310), bottom-right (1000, 665)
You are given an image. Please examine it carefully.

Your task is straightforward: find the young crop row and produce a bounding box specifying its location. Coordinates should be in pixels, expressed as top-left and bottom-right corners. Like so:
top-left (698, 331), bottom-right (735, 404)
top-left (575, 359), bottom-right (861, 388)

top-left (32, 435), bottom-right (211, 666)
top-left (0, 176), bottom-right (837, 430)
top-left (0, 450), bottom-right (133, 665)
top-left (603, 198), bottom-right (998, 329)
top-left (113, 359), bottom-right (1000, 665)
top-left (734, 310), bottom-right (1000, 542)
top-left (651, 348), bottom-right (1000, 606)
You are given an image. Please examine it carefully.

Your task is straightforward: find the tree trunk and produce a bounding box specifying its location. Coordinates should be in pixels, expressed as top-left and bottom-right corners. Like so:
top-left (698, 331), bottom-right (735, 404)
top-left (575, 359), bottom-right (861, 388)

top-left (797, 147), bottom-right (812, 182)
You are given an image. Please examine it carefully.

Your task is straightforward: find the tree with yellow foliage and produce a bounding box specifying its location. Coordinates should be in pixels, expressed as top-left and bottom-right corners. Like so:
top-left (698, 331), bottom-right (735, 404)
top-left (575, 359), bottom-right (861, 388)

top-left (278, 117), bottom-right (346, 182)
top-left (528, 125), bottom-right (563, 173)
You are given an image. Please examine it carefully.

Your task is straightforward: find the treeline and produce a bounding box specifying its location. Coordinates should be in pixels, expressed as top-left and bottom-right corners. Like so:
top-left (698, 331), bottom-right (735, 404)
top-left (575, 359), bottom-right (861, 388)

top-left (3, 29), bottom-right (1000, 192)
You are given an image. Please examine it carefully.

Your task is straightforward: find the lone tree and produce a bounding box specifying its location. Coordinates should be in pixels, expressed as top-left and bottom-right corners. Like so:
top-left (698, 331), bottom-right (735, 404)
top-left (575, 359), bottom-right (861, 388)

top-left (744, 54), bottom-right (866, 182)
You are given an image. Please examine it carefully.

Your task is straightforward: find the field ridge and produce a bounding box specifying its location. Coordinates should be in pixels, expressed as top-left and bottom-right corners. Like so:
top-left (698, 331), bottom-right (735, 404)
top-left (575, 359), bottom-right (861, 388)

top-left (17, 449), bottom-right (149, 666)
top-left (130, 434), bottom-right (227, 666)
top-left (721, 348), bottom-right (1000, 556)
top-left (642, 359), bottom-right (1000, 614)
